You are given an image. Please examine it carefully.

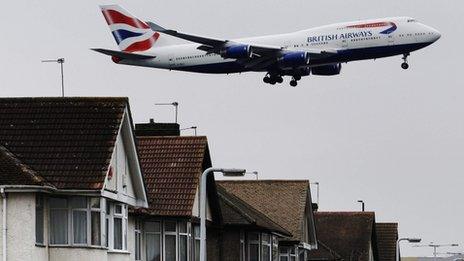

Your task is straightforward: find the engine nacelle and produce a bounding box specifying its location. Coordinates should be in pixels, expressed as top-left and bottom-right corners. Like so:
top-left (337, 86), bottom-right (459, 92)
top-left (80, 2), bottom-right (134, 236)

top-left (220, 45), bottom-right (251, 59)
top-left (278, 52), bottom-right (310, 68)
top-left (311, 64), bottom-right (342, 76)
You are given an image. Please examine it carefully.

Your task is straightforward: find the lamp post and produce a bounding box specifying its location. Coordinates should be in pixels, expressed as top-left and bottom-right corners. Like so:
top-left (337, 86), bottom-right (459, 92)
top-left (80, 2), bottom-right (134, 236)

top-left (396, 238), bottom-right (421, 261)
top-left (200, 167), bottom-right (246, 261)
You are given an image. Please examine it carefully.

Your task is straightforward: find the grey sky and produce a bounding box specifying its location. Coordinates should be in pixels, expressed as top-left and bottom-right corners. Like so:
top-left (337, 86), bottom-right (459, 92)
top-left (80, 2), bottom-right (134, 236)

top-left (1, 0), bottom-right (463, 257)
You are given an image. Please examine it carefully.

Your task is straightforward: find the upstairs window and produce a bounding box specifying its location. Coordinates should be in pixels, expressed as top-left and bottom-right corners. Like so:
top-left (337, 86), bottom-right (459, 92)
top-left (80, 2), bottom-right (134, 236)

top-left (49, 197), bottom-right (68, 245)
top-left (35, 195), bottom-right (44, 244)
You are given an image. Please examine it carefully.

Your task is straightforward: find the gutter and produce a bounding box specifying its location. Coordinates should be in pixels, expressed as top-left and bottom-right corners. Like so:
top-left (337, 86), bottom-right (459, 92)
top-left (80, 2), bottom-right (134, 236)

top-left (1, 188), bottom-right (6, 261)
top-left (0, 185), bottom-right (100, 195)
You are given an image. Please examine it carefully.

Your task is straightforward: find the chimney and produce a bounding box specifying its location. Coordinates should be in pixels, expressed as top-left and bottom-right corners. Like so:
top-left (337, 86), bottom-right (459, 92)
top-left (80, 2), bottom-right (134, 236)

top-left (135, 118), bottom-right (180, 136)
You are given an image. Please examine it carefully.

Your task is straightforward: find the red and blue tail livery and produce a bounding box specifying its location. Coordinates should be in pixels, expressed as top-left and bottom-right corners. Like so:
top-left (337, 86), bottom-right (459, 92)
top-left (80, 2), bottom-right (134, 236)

top-left (100, 5), bottom-right (159, 52)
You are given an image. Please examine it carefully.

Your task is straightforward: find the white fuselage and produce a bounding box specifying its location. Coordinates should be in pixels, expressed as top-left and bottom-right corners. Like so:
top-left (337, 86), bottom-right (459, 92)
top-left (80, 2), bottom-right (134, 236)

top-left (118, 17), bottom-right (440, 74)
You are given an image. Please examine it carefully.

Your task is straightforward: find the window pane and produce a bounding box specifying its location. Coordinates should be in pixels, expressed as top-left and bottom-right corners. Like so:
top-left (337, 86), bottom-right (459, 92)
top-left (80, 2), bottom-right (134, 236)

top-left (35, 196), bottom-right (44, 244)
top-left (250, 244), bottom-right (259, 261)
top-left (135, 232), bottom-right (141, 260)
top-left (91, 211), bottom-right (101, 245)
top-left (280, 258), bottom-right (288, 261)
top-left (114, 218), bottom-right (123, 249)
top-left (179, 221), bottom-right (187, 234)
top-left (146, 233), bottom-right (161, 261)
top-left (105, 218), bottom-right (109, 247)
top-left (179, 235), bottom-right (188, 261)
top-left (165, 235), bottom-right (176, 261)
top-left (50, 209), bottom-right (68, 244)
top-left (262, 245), bottom-right (270, 261)
top-left (146, 222), bottom-right (161, 233)
top-left (165, 221), bottom-right (176, 232)
top-left (71, 197), bottom-right (87, 209)
top-left (262, 234), bottom-right (270, 244)
top-left (115, 204), bottom-right (122, 214)
top-left (194, 225), bottom-right (200, 238)
top-left (50, 197), bottom-right (67, 208)
top-left (90, 198), bottom-right (100, 209)
top-left (73, 211), bottom-right (87, 244)
top-left (249, 232), bottom-right (259, 241)
top-left (195, 240), bottom-right (200, 261)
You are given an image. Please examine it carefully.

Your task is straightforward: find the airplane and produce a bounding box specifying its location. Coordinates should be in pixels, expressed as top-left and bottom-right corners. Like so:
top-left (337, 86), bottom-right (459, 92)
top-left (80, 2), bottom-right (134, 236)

top-left (93, 5), bottom-right (441, 86)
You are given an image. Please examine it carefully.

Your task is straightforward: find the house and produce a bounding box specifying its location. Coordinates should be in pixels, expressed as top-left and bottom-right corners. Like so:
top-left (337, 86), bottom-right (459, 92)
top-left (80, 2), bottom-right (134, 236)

top-left (375, 223), bottom-right (398, 261)
top-left (308, 212), bottom-right (380, 261)
top-left (217, 180), bottom-right (318, 261)
top-left (0, 97), bottom-right (148, 261)
top-left (217, 186), bottom-right (292, 261)
top-left (133, 121), bottom-right (223, 261)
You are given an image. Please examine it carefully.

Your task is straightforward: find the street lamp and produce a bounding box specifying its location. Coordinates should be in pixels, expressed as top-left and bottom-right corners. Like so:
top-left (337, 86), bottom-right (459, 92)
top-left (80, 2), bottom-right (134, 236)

top-left (200, 167), bottom-right (246, 261)
top-left (396, 238), bottom-right (422, 261)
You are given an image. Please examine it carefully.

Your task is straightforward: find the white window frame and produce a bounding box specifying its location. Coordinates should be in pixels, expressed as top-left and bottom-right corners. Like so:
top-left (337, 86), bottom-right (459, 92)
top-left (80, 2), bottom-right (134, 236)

top-left (178, 221), bottom-right (190, 261)
top-left (49, 197), bottom-right (69, 246)
top-left (35, 194), bottom-right (45, 245)
top-left (194, 225), bottom-right (201, 261)
top-left (248, 232), bottom-right (261, 261)
top-left (261, 233), bottom-right (272, 261)
top-left (135, 219), bottom-right (142, 261)
top-left (105, 201), bottom-right (129, 251)
top-left (145, 221), bottom-right (162, 261)
top-left (240, 230), bottom-right (245, 261)
top-left (71, 197), bottom-right (88, 246)
top-left (163, 220), bottom-right (178, 261)
top-left (271, 235), bottom-right (279, 261)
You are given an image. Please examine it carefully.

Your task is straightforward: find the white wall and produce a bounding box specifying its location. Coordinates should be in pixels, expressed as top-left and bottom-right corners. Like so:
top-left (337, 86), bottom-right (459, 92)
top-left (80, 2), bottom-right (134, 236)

top-left (0, 193), bottom-right (48, 261)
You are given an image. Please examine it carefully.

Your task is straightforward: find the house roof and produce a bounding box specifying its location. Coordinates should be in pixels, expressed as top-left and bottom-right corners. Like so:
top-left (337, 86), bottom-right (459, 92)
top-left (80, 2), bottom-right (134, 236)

top-left (376, 223), bottom-right (398, 261)
top-left (217, 186), bottom-right (292, 237)
top-left (310, 212), bottom-right (378, 261)
top-left (307, 240), bottom-right (343, 261)
top-left (0, 97), bottom-right (128, 190)
top-left (136, 136), bottom-right (213, 217)
top-left (217, 180), bottom-right (311, 242)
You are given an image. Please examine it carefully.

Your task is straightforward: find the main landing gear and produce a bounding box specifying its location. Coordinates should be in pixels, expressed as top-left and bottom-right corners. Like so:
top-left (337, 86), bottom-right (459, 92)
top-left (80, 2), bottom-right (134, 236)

top-left (401, 53), bottom-right (410, 70)
top-left (263, 73), bottom-right (300, 87)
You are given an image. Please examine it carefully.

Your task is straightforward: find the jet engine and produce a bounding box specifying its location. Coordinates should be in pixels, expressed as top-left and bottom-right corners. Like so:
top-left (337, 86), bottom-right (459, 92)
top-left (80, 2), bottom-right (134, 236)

top-left (220, 45), bottom-right (252, 59)
top-left (278, 52), bottom-right (310, 68)
top-left (311, 64), bottom-right (342, 76)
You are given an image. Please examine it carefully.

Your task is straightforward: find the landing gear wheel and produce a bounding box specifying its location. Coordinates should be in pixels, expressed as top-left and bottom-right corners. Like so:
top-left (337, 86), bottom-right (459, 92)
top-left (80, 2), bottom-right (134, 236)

top-left (276, 76), bottom-right (283, 83)
top-left (294, 75), bottom-right (302, 81)
top-left (270, 80), bottom-right (276, 85)
top-left (401, 53), bottom-right (410, 70)
top-left (290, 80), bottom-right (298, 87)
top-left (263, 76), bottom-right (270, 83)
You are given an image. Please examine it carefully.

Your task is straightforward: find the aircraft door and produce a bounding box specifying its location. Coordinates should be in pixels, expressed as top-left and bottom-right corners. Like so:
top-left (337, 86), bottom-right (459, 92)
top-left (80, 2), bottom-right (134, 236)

top-left (387, 35), bottom-right (395, 45)
top-left (341, 39), bottom-right (348, 48)
top-left (168, 53), bottom-right (175, 69)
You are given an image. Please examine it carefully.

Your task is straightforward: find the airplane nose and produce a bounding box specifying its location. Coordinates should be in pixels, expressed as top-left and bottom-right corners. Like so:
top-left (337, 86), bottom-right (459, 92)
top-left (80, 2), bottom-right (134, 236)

top-left (428, 26), bottom-right (441, 42)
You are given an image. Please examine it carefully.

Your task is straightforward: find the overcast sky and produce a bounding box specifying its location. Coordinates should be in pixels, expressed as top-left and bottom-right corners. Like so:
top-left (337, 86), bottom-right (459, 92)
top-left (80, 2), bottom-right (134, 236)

top-left (2, 0), bottom-right (463, 257)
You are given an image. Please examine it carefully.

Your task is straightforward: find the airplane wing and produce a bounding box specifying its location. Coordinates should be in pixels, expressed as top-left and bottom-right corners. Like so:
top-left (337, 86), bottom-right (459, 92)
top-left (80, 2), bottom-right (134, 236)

top-left (147, 21), bottom-right (338, 62)
top-left (92, 48), bottom-right (156, 60)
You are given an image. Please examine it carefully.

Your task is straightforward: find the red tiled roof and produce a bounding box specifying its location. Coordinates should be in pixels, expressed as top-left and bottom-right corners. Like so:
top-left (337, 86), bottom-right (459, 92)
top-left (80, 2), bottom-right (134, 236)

top-left (0, 97), bottom-right (127, 189)
top-left (376, 223), bottom-right (398, 261)
top-left (217, 180), bottom-right (311, 242)
top-left (308, 240), bottom-right (343, 261)
top-left (310, 212), bottom-right (378, 261)
top-left (136, 136), bottom-right (210, 216)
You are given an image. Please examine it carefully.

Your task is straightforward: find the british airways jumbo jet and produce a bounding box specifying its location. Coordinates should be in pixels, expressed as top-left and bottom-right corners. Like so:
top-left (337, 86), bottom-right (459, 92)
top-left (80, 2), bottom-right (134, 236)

top-left (94, 5), bottom-right (441, 86)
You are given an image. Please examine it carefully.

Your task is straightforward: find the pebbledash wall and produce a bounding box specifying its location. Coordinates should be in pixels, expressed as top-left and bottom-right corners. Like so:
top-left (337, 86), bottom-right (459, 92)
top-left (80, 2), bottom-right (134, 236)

top-left (0, 193), bottom-right (138, 261)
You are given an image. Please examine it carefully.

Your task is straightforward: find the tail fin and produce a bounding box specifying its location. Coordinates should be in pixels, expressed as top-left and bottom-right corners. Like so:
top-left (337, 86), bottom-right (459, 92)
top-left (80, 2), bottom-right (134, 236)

top-left (100, 5), bottom-right (160, 52)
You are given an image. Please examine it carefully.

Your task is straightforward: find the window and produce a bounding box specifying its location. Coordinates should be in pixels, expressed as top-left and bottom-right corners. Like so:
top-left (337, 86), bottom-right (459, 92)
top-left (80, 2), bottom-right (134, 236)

top-left (194, 225), bottom-right (201, 261)
top-left (135, 220), bottom-right (142, 261)
top-left (35, 195), bottom-right (44, 244)
top-left (279, 246), bottom-right (296, 261)
top-left (240, 230), bottom-right (245, 261)
top-left (146, 222), bottom-right (161, 261)
top-left (71, 197), bottom-right (87, 244)
top-left (272, 236), bottom-right (279, 261)
top-left (90, 198), bottom-right (101, 246)
top-left (164, 221), bottom-right (177, 261)
top-left (248, 232), bottom-right (260, 261)
top-left (179, 221), bottom-right (189, 261)
top-left (113, 204), bottom-right (124, 250)
top-left (49, 197), bottom-right (68, 244)
top-left (261, 234), bottom-right (271, 261)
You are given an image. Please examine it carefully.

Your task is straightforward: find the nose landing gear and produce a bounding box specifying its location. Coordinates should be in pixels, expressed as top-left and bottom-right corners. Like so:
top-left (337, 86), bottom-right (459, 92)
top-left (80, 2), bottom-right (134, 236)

top-left (263, 74), bottom-right (283, 85)
top-left (401, 53), bottom-right (410, 70)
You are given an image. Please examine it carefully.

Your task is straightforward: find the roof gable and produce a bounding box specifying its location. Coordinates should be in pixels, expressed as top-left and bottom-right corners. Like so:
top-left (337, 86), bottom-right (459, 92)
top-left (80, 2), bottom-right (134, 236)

top-left (217, 180), bottom-right (311, 242)
top-left (313, 212), bottom-right (378, 261)
top-left (217, 186), bottom-right (291, 237)
top-left (0, 97), bottom-right (127, 190)
top-left (136, 136), bottom-right (211, 216)
top-left (376, 223), bottom-right (398, 261)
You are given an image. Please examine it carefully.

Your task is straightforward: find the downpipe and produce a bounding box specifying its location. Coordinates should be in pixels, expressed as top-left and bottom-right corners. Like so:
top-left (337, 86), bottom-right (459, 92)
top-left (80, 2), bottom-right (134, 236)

top-left (1, 188), bottom-right (6, 261)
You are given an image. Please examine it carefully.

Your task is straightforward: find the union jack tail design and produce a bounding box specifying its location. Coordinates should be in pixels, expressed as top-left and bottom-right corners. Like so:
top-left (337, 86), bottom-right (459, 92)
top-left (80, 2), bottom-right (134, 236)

top-left (100, 5), bottom-right (160, 52)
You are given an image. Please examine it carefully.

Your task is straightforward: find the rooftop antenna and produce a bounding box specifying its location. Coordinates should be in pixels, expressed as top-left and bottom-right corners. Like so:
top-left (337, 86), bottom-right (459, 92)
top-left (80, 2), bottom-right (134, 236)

top-left (414, 243), bottom-right (459, 261)
top-left (180, 126), bottom-right (198, 136)
top-left (41, 58), bottom-right (65, 97)
top-left (357, 200), bottom-right (365, 211)
top-left (155, 102), bottom-right (179, 123)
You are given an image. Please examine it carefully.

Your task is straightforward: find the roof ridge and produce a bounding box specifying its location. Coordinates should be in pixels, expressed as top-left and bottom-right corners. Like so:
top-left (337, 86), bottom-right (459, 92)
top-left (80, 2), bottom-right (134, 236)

top-left (0, 145), bottom-right (54, 187)
top-left (217, 179), bottom-right (310, 183)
